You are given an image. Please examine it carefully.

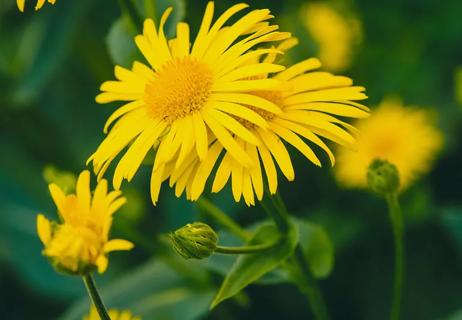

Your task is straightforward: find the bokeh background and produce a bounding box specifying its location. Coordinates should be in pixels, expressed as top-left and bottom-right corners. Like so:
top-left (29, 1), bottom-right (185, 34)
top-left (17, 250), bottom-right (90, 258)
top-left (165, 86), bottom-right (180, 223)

top-left (1, 0), bottom-right (462, 319)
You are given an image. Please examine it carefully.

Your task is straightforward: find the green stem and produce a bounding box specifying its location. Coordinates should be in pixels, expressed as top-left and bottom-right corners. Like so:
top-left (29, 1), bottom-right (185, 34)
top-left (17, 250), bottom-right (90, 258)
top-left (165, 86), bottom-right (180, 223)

top-left (118, 0), bottom-right (143, 31)
top-left (215, 241), bottom-right (278, 254)
top-left (83, 274), bottom-right (111, 320)
top-left (261, 193), bottom-right (329, 320)
top-left (197, 197), bottom-right (251, 241)
top-left (144, 0), bottom-right (157, 21)
top-left (385, 193), bottom-right (404, 320)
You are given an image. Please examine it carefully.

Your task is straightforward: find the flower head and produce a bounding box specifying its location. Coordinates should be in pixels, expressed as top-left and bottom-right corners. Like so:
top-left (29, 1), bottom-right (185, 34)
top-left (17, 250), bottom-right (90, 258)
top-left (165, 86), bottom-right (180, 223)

top-left (334, 98), bottom-right (443, 190)
top-left (84, 308), bottom-right (141, 320)
top-left (367, 159), bottom-right (400, 196)
top-left (17, 0), bottom-right (56, 12)
top-left (303, 2), bottom-right (361, 71)
top-left (162, 38), bottom-right (368, 205)
top-left (89, 2), bottom-right (290, 204)
top-left (170, 222), bottom-right (218, 259)
top-left (37, 170), bottom-right (134, 275)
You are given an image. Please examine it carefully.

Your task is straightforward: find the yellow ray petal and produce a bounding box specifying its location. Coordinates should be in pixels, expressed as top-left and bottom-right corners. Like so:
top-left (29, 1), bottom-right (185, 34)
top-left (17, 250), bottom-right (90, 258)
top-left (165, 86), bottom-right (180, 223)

top-left (36, 214), bottom-right (52, 245)
top-left (257, 129), bottom-right (294, 181)
top-left (190, 142), bottom-right (223, 200)
top-left (104, 239), bottom-right (134, 253)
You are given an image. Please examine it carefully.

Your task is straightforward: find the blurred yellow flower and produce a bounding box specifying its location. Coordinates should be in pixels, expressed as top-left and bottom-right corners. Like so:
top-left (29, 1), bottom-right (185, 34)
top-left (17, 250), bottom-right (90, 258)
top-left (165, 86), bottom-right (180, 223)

top-left (163, 38), bottom-right (368, 205)
top-left (84, 308), bottom-right (141, 320)
top-left (303, 2), bottom-right (361, 72)
top-left (334, 98), bottom-right (443, 190)
top-left (37, 170), bottom-right (134, 275)
top-left (89, 2), bottom-right (290, 204)
top-left (17, 0), bottom-right (56, 12)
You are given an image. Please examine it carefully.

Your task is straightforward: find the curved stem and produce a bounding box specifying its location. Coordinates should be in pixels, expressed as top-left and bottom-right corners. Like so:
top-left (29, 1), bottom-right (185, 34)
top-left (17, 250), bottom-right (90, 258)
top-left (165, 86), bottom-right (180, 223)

top-left (260, 193), bottom-right (330, 320)
top-left (197, 197), bottom-right (251, 241)
top-left (291, 246), bottom-right (330, 320)
top-left (215, 241), bottom-right (278, 254)
top-left (386, 193), bottom-right (404, 320)
top-left (83, 273), bottom-right (111, 320)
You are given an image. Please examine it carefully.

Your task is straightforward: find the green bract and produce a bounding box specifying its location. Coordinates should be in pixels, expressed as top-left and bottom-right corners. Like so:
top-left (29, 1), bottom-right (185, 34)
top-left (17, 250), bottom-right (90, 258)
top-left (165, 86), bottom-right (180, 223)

top-left (170, 222), bottom-right (218, 260)
top-left (367, 159), bottom-right (401, 195)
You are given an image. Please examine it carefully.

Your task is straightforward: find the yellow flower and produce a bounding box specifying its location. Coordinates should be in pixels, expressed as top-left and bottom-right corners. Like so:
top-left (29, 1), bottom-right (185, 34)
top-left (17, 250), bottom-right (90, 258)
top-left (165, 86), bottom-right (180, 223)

top-left (84, 308), bottom-right (141, 320)
top-left (334, 98), bottom-right (443, 190)
top-left (162, 39), bottom-right (368, 205)
top-left (303, 2), bottom-right (361, 71)
top-left (17, 0), bottom-right (56, 12)
top-left (89, 2), bottom-right (290, 204)
top-left (37, 170), bottom-right (134, 275)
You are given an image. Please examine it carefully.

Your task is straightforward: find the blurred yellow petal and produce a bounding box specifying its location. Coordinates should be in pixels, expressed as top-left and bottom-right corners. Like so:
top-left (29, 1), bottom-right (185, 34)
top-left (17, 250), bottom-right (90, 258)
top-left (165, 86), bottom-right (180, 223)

top-left (36, 214), bottom-right (52, 245)
top-left (104, 239), bottom-right (134, 253)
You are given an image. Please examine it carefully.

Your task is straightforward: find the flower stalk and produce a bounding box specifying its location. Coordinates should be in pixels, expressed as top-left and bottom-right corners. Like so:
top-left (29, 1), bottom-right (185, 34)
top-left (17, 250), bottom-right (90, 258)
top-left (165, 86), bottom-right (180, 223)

top-left (215, 242), bottom-right (278, 255)
top-left (261, 193), bottom-right (330, 320)
top-left (386, 192), bottom-right (404, 320)
top-left (367, 159), bottom-right (405, 320)
top-left (83, 273), bottom-right (111, 320)
top-left (197, 198), bottom-right (251, 241)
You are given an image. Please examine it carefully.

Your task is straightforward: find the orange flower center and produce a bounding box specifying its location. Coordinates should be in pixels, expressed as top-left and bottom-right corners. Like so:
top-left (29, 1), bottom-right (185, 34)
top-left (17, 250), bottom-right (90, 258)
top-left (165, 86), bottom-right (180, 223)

top-left (144, 58), bottom-right (213, 123)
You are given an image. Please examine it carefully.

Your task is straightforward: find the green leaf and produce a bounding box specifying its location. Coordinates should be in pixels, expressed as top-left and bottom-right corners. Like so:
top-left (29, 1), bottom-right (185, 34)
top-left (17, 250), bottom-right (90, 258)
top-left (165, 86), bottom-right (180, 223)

top-left (210, 222), bottom-right (299, 309)
top-left (106, 0), bottom-right (186, 67)
top-left (203, 229), bottom-right (290, 285)
top-left (12, 0), bottom-right (92, 106)
top-left (61, 260), bottom-right (214, 320)
top-left (296, 219), bottom-right (334, 279)
top-left (440, 206), bottom-right (462, 254)
top-left (106, 16), bottom-right (140, 68)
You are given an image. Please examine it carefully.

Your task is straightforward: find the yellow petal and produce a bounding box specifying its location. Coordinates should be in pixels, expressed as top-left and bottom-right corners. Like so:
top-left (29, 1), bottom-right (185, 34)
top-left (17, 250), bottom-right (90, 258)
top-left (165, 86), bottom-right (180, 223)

top-left (17, 0), bottom-right (25, 12)
top-left (257, 143), bottom-right (278, 194)
top-left (76, 170), bottom-right (91, 212)
top-left (270, 122), bottom-right (321, 167)
top-left (276, 58), bottom-right (321, 81)
top-left (104, 239), bottom-right (134, 253)
top-left (48, 184), bottom-right (67, 217)
top-left (202, 108), bottom-right (252, 167)
top-left (212, 152), bottom-right (233, 193)
top-left (257, 129), bottom-right (294, 181)
top-left (190, 141), bottom-right (223, 200)
top-left (36, 214), bottom-right (52, 245)
top-left (231, 158), bottom-right (244, 202)
top-left (96, 255), bottom-right (109, 273)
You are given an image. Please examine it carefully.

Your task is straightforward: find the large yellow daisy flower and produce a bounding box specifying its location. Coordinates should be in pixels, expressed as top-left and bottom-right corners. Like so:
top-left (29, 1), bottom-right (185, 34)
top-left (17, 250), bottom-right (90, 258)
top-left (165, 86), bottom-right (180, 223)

top-left (157, 39), bottom-right (368, 205)
top-left (37, 170), bottom-right (134, 274)
top-left (334, 98), bottom-right (443, 190)
top-left (17, 0), bottom-right (56, 12)
top-left (84, 308), bottom-right (141, 320)
top-left (89, 2), bottom-right (290, 204)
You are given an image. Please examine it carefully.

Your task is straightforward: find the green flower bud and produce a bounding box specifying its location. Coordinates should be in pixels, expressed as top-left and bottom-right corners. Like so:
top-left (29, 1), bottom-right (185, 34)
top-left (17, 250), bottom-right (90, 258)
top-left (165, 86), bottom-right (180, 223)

top-left (367, 159), bottom-right (400, 196)
top-left (169, 222), bottom-right (218, 259)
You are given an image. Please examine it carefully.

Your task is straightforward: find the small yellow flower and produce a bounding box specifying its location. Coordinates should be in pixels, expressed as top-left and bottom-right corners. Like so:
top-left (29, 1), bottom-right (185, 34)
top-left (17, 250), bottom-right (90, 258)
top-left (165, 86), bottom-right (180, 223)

top-left (17, 0), bottom-right (56, 12)
top-left (37, 170), bottom-right (134, 275)
top-left (303, 2), bottom-right (361, 71)
top-left (334, 98), bottom-right (443, 190)
top-left (84, 308), bottom-right (141, 320)
top-left (89, 2), bottom-right (290, 205)
top-left (163, 38), bottom-right (368, 205)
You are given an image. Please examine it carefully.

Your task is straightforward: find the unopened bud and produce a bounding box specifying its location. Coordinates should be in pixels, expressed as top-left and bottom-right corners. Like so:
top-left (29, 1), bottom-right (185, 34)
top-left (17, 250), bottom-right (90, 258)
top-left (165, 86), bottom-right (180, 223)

top-left (367, 159), bottom-right (400, 195)
top-left (169, 222), bottom-right (218, 259)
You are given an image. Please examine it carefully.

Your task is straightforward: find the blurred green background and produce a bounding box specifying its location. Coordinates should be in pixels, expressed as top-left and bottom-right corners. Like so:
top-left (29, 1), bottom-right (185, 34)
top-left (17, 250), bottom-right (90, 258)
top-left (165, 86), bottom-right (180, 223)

top-left (1, 0), bottom-right (462, 319)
